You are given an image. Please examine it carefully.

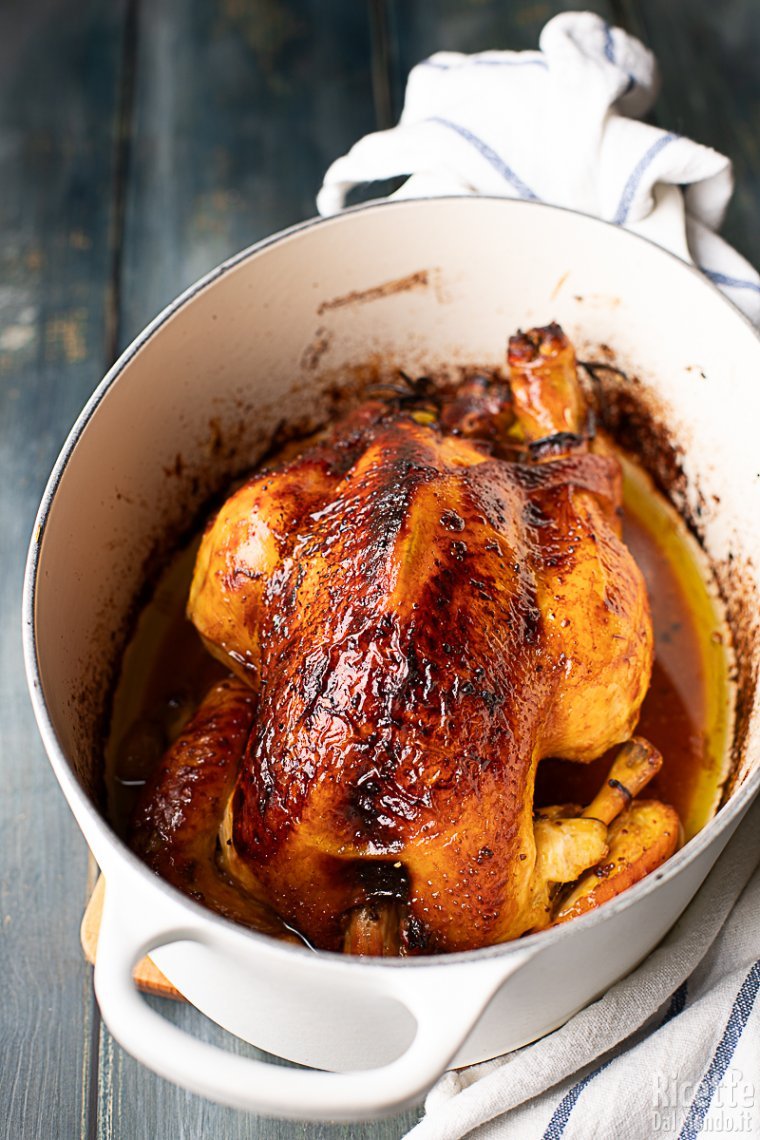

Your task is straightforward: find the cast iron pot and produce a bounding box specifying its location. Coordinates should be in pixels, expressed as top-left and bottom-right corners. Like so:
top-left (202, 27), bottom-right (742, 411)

top-left (23, 196), bottom-right (760, 1121)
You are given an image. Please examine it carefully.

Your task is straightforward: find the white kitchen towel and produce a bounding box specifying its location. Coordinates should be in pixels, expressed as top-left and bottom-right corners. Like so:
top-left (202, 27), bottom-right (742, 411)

top-left (404, 797), bottom-right (760, 1140)
top-left (317, 11), bottom-right (760, 325)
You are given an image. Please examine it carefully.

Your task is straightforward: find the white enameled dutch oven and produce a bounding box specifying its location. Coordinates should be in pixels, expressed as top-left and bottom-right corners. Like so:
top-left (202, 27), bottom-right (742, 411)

top-left (23, 196), bottom-right (760, 1121)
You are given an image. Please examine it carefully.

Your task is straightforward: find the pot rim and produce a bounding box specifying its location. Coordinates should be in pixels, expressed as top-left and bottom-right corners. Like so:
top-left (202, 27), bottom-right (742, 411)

top-left (22, 194), bottom-right (760, 972)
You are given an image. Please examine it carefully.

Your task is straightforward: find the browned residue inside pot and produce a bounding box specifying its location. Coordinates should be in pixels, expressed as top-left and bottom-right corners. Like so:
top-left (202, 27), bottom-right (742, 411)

top-left (713, 556), bottom-right (759, 799)
top-left (316, 269), bottom-right (430, 316)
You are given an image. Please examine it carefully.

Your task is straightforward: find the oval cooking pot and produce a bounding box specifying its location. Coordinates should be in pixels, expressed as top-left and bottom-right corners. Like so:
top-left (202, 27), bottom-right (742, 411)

top-left (23, 197), bottom-right (760, 1121)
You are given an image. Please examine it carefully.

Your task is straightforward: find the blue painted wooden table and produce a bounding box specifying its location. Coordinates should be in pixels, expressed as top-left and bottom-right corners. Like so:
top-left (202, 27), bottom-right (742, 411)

top-left (1, 1), bottom-right (758, 1136)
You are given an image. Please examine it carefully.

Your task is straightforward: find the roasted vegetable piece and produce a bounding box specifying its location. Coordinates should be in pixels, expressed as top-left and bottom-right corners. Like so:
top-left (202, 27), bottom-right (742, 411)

top-left (552, 801), bottom-right (681, 925)
top-left (529, 736), bottom-right (680, 932)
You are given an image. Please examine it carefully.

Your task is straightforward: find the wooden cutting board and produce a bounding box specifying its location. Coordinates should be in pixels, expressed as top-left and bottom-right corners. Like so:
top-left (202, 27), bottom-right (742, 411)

top-left (81, 875), bottom-right (183, 1001)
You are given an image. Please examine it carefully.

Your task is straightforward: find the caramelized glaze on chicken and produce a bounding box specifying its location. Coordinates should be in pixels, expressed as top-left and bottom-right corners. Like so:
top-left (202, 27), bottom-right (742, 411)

top-left (132, 324), bottom-right (681, 954)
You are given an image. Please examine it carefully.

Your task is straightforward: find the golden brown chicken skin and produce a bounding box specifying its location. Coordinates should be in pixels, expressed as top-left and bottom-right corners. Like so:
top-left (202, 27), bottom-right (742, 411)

top-left (157, 323), bottom-right (661, 955)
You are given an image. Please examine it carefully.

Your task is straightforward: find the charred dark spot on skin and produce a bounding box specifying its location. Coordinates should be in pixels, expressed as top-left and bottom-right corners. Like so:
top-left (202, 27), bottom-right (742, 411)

top-left (528, 432), bottom-right (586, 460)
top-left (403, 913), bottom-right (430, 953)
top-left (354, 859), bottom-right (410, 902)
top-left (440, 508), bottom-right (466, 532)
top-left (345, 773), bottom-right (411, 844)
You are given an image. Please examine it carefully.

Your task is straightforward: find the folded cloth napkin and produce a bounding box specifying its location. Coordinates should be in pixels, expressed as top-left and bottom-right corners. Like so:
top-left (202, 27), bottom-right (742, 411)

top-left (403, 798), bottom-right (760, 1139)
top-left (317, 11), bottom-right (760, 325)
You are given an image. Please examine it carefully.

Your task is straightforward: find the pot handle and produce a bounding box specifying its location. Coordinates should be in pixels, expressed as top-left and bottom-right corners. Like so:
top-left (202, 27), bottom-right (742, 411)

top-left (94, 885), bottom-right (532, 1121)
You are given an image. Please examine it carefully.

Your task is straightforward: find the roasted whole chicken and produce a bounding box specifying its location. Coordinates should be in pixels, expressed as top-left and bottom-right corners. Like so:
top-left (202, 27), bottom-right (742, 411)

top-left (131, 324), bottom-right (681, 955)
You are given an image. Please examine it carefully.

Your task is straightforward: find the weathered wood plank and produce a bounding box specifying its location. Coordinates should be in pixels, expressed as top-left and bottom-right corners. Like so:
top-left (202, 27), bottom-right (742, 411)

top-left (99, 1), bottom-right (422, 1134)
top-left (117, 0), bottom-right (380, 350)
top-left (0, 2), bottom-right (128, 1138)
top-left (385, 0), bottom-right (617, 120)
top-left (97, 999), bottom-right (424, 1140)
top-left (618, 0), bottom-right (760, 270)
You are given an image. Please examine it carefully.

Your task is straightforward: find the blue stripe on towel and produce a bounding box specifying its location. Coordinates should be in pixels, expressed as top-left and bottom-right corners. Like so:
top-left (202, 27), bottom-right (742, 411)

top-left (661, 980), bottom-right (689, 1025)
top-left (699, 267), bottom-right (760, 293)
top-left (541, 980), bottom-right (690, 1140)
top-left (426, 116), bottom-right (541, 201)
top-left (612, 133), bottom-right (678, 224)
top-left (602, 22), bottom-right (616, 63)
top-left (678, 960), bottom-right (760, 1140)
top-left (541, 1058), bottom-right (614, 1140)
top-left (602, 22), bottom-right (636, 96)
top-left (420, 55), bottom-right (547, 71)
